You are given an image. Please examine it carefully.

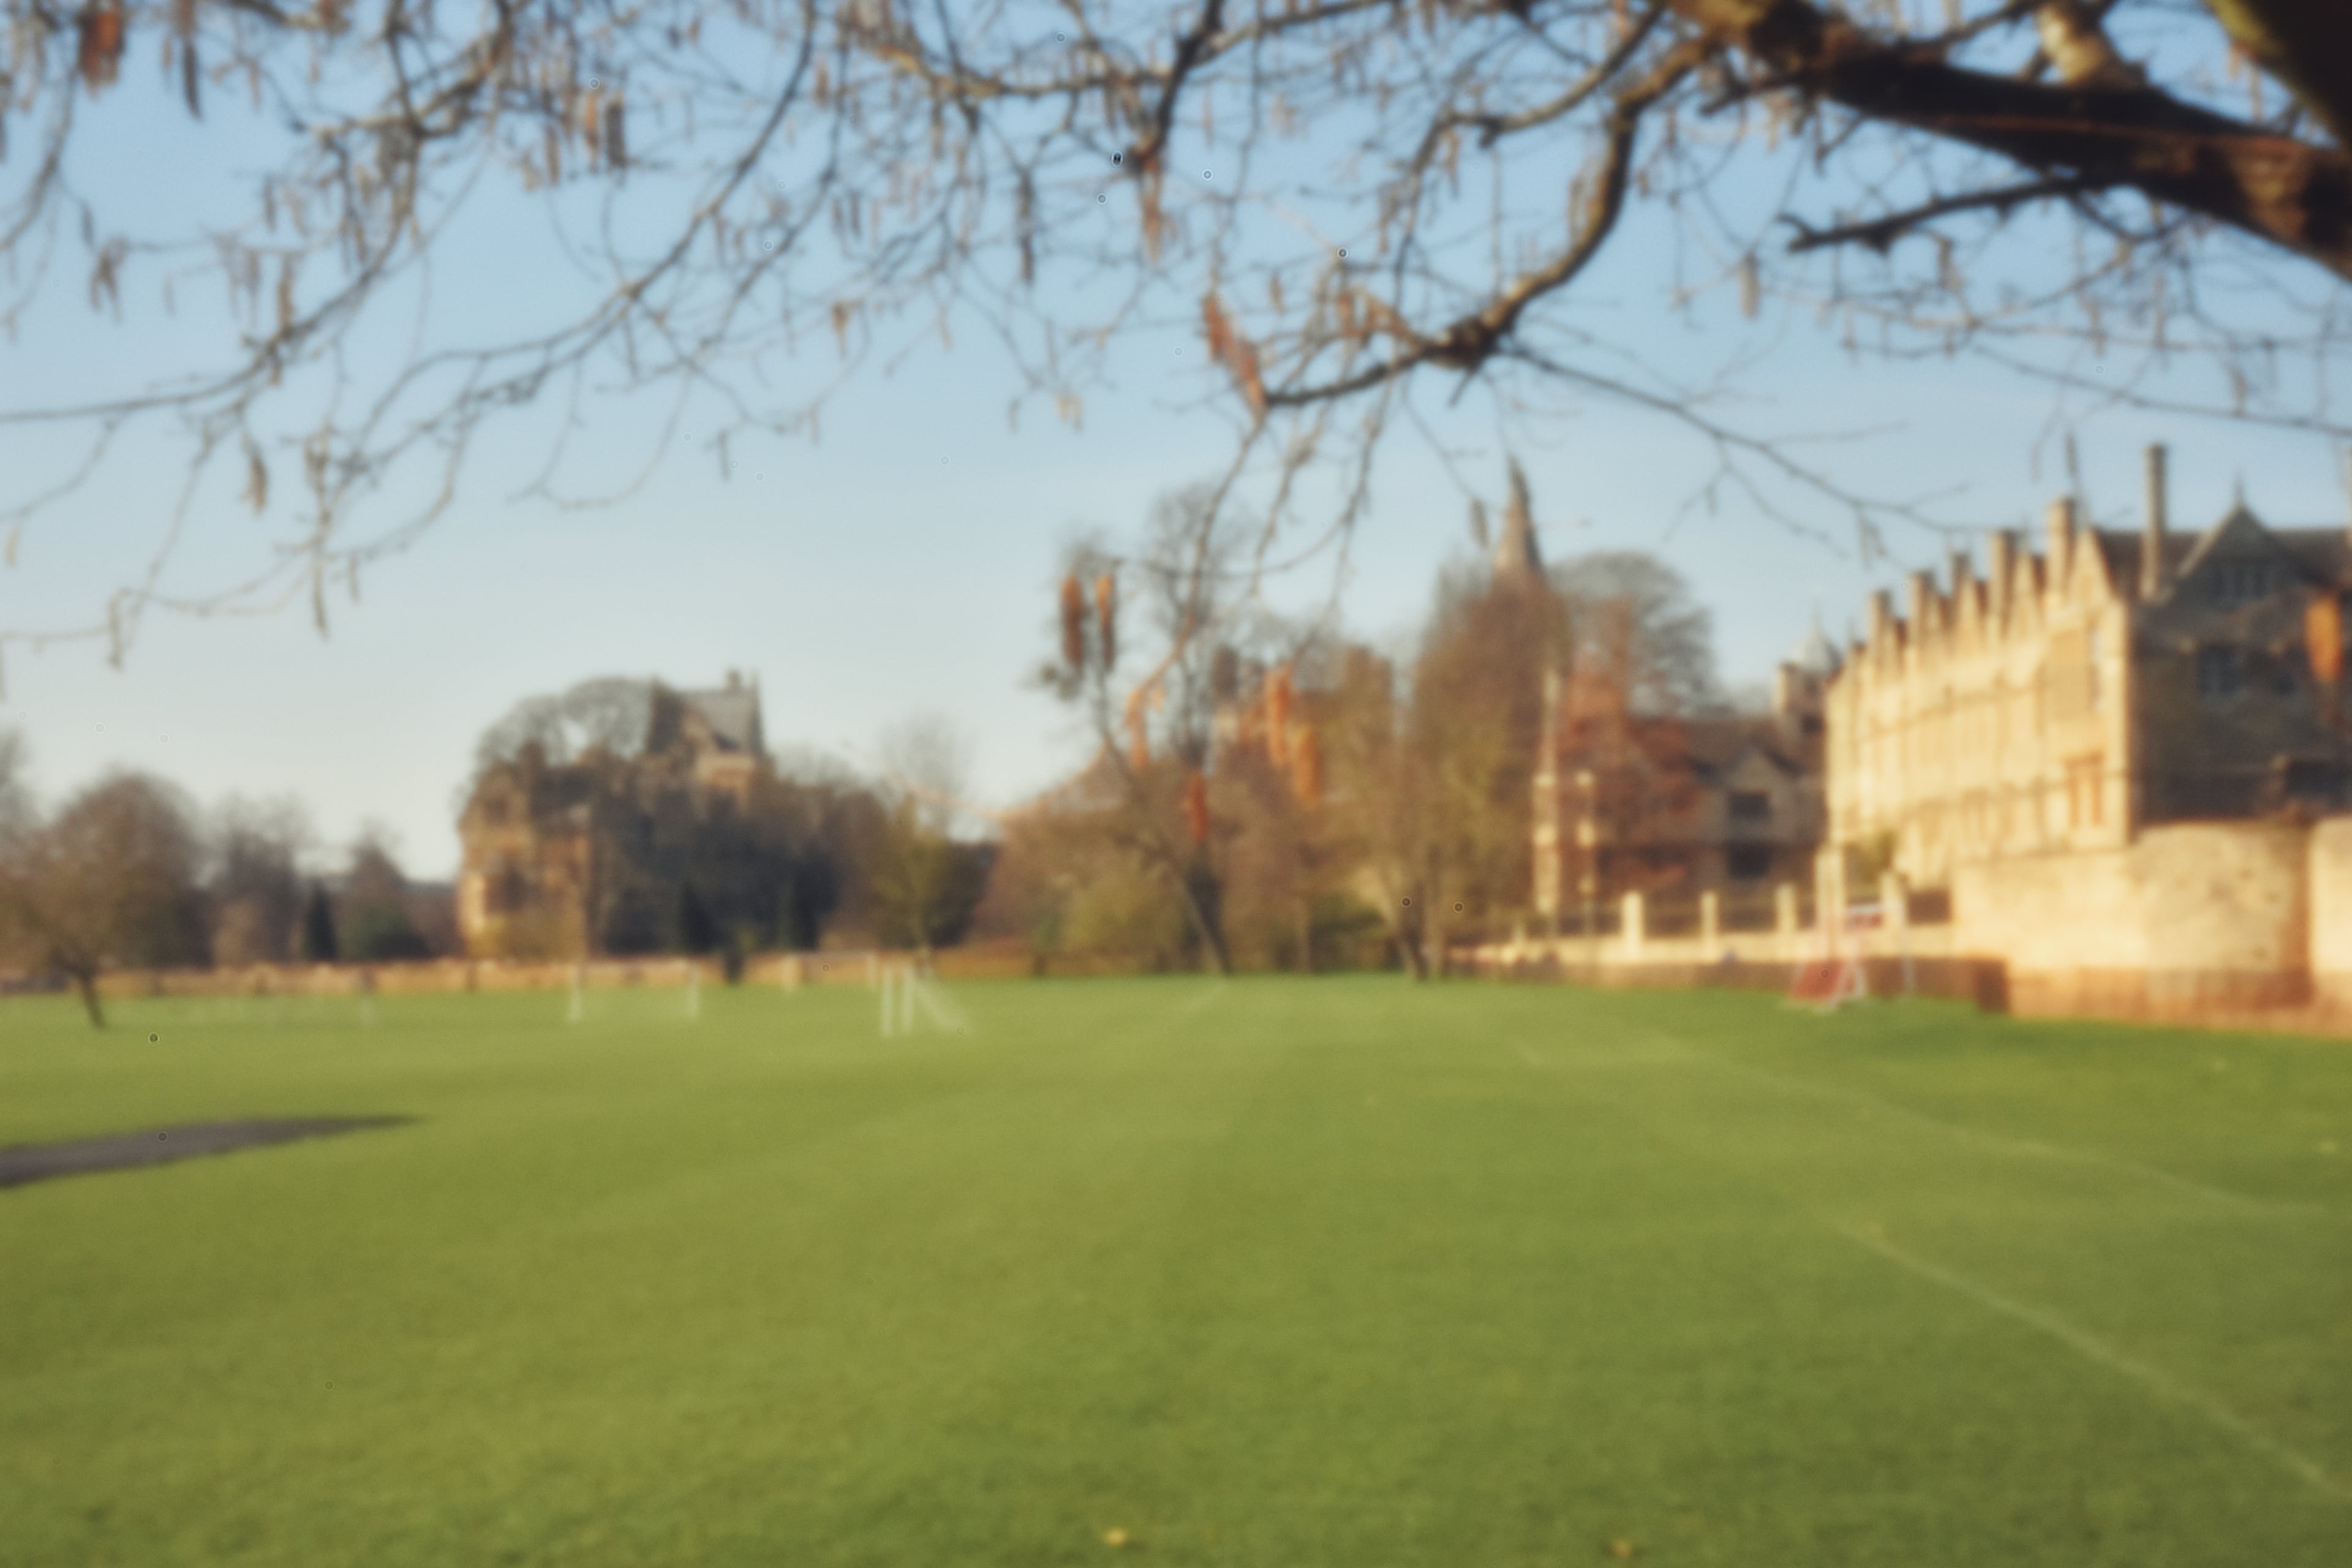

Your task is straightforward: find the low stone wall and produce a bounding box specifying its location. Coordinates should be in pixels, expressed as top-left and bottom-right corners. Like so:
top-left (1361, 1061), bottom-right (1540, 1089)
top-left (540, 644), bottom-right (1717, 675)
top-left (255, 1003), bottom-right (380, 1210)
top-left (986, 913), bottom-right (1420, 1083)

top-left (95, 957), bottom-right (731, 999)
top-left (1461, 948), bottom-right (2007, 1012)
top-left (2002, 967), bottom-right (2315, 1022)
top-left (74, 944), bottom-right (1157, 1000)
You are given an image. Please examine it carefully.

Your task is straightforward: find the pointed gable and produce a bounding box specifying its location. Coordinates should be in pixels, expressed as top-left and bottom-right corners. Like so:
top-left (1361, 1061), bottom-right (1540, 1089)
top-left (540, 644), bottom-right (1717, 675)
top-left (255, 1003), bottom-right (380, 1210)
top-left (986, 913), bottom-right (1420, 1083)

top-left (2173, 503), bottom-right (2302, 609)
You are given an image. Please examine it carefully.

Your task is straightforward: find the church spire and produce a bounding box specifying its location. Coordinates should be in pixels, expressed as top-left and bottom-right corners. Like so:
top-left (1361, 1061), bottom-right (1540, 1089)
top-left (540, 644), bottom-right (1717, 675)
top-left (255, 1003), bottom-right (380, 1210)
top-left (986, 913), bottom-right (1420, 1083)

top-left (1494, 457), bottom-right (1544, 581)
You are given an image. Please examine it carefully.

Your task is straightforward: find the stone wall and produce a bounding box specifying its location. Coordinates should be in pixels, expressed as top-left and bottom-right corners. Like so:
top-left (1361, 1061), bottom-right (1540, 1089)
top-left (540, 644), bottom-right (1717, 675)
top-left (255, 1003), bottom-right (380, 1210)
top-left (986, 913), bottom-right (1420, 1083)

top-left (1951, 821), bottom-right (2315, 1019)
top-left (77, 941), bottom-right (1156, 1001)
top-left (2307, 818), bottom-right (2352, 1011)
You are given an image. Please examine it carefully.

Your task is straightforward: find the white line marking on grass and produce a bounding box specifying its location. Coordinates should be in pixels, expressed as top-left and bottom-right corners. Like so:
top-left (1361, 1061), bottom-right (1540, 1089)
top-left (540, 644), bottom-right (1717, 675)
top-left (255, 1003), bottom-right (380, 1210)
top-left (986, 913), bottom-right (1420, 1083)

top-left (1831, 1221), bottom-right (2348, 1503)
top-left (1651, 1032), bottom-right (2313, 1218)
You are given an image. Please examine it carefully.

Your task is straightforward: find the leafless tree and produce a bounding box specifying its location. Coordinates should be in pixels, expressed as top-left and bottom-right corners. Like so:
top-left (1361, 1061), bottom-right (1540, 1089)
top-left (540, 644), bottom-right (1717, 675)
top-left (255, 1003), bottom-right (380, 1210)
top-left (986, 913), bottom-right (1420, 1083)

top-left (1550, 550), bottom-right (1722, 716)
top-left (206, 793), bottom-right (312, 963)
top-left (1042, 481), bottom-right (1270, 971)
top-left (0, 2), bottom-right (2345, 666)
top-left (0, 764), bottom-right (209, 1024)
top-left (1406, 555), bottom-right (1573, 960)
top-left (473, 677), bottom-right (658, 774)
top-left (867, 711), bottom-right (985, 952)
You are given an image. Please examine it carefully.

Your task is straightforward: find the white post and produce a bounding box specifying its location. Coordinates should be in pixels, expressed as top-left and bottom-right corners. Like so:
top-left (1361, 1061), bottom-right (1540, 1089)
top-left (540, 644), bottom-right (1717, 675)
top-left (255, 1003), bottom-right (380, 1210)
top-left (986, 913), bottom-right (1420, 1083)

top-left (1815, 848), bottom-right (1847, 962)
top-left (1621, 891), bottom-right (1645, 963)
top-left (1880, 870), bottom-right (1915, 997)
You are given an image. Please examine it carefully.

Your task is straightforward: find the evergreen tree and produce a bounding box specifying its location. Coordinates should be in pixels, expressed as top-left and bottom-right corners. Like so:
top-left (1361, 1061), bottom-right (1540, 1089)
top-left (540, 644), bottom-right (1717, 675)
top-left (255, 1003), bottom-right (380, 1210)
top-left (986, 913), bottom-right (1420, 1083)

top-left (300, 883), bottom-right (339, 963)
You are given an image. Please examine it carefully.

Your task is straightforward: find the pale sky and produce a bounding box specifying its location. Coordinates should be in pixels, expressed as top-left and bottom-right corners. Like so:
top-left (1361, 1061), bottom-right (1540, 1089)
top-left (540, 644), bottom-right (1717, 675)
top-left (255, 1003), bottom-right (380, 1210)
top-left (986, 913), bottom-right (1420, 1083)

top-left (2, 40), bottom-right (2345, 879)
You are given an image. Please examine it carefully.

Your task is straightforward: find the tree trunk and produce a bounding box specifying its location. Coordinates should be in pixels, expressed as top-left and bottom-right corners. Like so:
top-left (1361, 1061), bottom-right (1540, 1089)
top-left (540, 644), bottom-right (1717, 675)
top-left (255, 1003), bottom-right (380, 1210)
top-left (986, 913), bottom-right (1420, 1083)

top-left (72, 970), bottom-right (105, 1028)
top-left (1396, 930), bottom-right (1430, 980)
top-left (1174, 859), bottom-right (1231, 978)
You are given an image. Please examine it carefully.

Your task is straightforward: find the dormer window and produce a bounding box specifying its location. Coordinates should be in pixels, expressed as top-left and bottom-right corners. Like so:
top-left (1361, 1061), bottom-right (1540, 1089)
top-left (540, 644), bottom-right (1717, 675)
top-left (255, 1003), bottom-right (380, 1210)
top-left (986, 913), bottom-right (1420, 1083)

top-left (2207, 561), bottom-right (2272, 606)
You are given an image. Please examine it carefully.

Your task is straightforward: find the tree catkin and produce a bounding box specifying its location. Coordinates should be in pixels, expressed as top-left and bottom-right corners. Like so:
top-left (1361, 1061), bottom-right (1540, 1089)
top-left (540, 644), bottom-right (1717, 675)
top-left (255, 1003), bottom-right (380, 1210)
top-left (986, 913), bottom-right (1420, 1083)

top-left (1060, 573), bottom-right (1087, 669)
top-left (1094, 572), bottom-right (1117, 669)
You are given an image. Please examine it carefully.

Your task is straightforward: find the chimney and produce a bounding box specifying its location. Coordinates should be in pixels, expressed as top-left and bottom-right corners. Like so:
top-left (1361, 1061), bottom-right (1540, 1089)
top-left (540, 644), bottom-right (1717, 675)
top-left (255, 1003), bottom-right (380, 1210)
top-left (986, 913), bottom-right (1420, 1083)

top-left (1987, 531), bottom-right (2015, 621)
top-left (1909, 570), bottom-right (1938, 642)
top-left (2143, 443), bottom-right (2169, 600)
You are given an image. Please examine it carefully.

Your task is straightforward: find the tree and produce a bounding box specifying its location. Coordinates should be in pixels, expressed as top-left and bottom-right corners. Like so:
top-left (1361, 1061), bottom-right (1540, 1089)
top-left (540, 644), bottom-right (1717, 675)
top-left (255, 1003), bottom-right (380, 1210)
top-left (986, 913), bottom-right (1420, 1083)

top-left (207, 796), bottom-right (311, 965)
top-left (1550, 552), bottom-right (1724, 718)
top-left (473, 678), bottom-right (659, 774)
top-left (1406, 557), bottom-right (1574, 963)
top-left (1039, 483), bottom-right (1266, 974)
top-left (4, 3), bottom-right (2343, 660)
top-left (339, 831), bottom-right (434, 960)
top-left (1314, 643), bottom-right (1437, 978)
top-left (0, 766), bottom-right (209, 1025)
top-left (867, 714), bottom-right (990, 954)
top-left (300, 882), bottom-right (339, 963)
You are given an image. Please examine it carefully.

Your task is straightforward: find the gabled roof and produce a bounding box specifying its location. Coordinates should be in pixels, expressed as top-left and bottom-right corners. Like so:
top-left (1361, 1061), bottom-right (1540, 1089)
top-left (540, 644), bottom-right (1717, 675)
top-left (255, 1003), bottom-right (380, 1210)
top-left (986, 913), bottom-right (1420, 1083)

top-left (2086, 505), bottom-right (2352, 605)
top-left (677, 685), bottom-right (765, 756)
top-left (1681, 715), bottom-right (1806, 780)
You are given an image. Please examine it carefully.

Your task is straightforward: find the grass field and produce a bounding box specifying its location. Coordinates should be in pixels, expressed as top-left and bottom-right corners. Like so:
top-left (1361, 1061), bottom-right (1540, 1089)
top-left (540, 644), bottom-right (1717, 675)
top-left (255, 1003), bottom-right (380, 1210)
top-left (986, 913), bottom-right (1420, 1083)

top-left (1, 977), bottom-right (2347, 1567)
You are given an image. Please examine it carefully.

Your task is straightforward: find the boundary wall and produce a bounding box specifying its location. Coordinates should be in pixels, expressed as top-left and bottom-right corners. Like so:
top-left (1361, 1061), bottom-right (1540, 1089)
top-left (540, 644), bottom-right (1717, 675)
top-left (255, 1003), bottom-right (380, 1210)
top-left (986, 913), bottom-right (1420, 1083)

top-left (1467, 820), bottom-right (2352, 1036)
top-left (57, 941), bottom-right (1155, 1002)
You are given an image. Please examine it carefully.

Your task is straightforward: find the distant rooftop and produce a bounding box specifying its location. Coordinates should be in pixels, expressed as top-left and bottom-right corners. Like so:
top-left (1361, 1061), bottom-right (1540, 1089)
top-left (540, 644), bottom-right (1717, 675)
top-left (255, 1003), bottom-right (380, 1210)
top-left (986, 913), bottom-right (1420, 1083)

top-left (676, 670), bottom-right (765, 757)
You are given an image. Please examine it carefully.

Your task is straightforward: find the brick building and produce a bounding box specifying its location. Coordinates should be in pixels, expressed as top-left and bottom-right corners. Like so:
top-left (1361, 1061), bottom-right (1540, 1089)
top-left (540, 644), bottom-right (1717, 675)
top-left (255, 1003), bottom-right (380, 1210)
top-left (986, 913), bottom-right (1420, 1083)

top-left (1531, 629), bottom-right (1831, 932)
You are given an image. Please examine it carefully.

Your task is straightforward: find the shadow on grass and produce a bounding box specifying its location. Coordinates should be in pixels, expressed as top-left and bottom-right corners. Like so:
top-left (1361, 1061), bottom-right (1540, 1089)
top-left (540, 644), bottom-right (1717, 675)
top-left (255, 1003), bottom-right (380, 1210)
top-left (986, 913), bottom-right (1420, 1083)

top-left (0, 1117), bottom-right (416, 1190)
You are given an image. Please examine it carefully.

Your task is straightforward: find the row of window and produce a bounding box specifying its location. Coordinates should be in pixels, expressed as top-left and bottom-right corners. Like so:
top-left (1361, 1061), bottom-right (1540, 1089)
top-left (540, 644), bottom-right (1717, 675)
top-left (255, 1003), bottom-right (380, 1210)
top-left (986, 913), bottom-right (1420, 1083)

top-left (2195, 645), bottom-right (2303, 699)
top-left (1852, 643), bottom-right (2301, 715)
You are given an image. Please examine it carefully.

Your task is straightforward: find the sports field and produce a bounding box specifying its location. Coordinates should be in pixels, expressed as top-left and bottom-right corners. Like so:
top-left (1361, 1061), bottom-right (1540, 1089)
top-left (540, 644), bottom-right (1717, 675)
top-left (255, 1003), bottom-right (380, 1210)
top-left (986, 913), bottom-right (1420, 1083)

top-left (1, 977), bottom-right (2346, 1566)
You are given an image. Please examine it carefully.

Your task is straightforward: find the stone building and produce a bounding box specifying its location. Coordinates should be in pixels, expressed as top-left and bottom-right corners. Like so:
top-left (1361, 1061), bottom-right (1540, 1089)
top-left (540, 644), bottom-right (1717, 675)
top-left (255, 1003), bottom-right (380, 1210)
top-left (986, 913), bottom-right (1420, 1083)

top-left (1826, 447), bottom-right (2352, 891)
top-left (1531, 628), bottom-right (1832, 931)
top-left (456, 674), bottom-right (777, 957)
top-left (1820, 447), bottom-right (2352, 1017)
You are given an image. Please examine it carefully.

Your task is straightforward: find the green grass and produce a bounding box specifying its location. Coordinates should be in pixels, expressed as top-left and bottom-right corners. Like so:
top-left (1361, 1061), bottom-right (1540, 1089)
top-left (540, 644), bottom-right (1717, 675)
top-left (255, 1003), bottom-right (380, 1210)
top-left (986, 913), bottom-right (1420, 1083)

top-left (1, 978), bottom-right (2347, 1567)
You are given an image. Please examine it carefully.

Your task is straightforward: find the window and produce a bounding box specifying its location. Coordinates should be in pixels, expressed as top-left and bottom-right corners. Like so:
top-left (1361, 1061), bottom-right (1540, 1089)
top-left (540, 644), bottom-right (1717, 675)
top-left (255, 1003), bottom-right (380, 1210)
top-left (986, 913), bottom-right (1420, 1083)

top-left (1727, 845), bottom-right (1773, 881)
top-left (2208, 560), bottom-right (2273, 606)
top-left (2196, 646), bottom-right (2241, 699)
top-left (1727, 791), bottom-right (1771, 824)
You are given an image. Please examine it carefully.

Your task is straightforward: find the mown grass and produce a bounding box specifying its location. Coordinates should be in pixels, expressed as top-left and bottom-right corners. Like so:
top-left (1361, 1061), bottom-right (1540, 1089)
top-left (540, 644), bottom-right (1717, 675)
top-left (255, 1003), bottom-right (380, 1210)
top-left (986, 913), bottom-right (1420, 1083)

top-left (0, 977), bottom-right (2346, 1566)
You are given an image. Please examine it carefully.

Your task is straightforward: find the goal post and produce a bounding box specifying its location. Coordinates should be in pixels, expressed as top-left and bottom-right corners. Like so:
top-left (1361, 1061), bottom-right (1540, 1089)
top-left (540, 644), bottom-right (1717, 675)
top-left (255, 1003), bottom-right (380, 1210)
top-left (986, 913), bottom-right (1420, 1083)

top-left (1787, 898), bottom-right (1879, 1012)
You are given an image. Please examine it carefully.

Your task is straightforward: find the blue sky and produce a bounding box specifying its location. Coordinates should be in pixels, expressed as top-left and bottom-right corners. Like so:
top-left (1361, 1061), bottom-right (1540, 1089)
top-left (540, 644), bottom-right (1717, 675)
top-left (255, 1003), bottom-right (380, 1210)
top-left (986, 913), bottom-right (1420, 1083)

top-left (2, 32), bottom-right (2346, 878)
